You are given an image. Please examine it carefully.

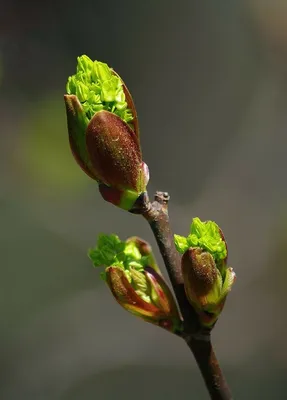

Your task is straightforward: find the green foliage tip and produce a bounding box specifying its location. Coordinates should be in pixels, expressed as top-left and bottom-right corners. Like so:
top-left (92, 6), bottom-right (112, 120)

top-left (66, 55), bottom-right (133, 123)
top-left (88, 234), bottom-right (151, 281)
top-left (174, 217), bottom-right (227, 263)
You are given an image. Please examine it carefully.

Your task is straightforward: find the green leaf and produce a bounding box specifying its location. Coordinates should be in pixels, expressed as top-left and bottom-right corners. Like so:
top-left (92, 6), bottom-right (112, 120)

top-left (128, 261), bottom-right (144, 270)
top-left (75, 81), bottom-right (89, 102)
top-left (88, 234), bottom-right (124, 267)
top-left (88, 246), bottom-right (115, 267)
top-left (219, 267), bottom-right (236, 301)
top-left (100, 271), bottom-right (107, 281)
top-left (189, 218), bottom-right (227, 262)
top-left (77, 55), bottom-right (93, 74)
top-left (101, 76), bottom-right (121, 102)
top-left (66, 55), bottom-right (134, 124)
top-left (130, 268), bottom-right (148, 293)
top-left (124, 241), bottom-right (142, 261)
top-left (203, 270), bottom-right (223, 310)
top-left (140, 255), bottom-right (152, 267)
top-left (187, 233), bottom-right (199, 247)
top-left (97, 233), bottom-right (120, 249)
top-left (190, 217), bottom-right (206, 237)
top-left (66, 76), bottom-right (77, 94)
top-left (93, 61), bottom-right (112, 82)
top-left (174, 234), bottom-right (188, 253)
top-left (88, 234), bottom-right (156, 278)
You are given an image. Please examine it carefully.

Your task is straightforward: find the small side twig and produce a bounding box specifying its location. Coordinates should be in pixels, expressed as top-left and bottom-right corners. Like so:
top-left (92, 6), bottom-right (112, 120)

top-left (134, 191), bottom-right (233, 400)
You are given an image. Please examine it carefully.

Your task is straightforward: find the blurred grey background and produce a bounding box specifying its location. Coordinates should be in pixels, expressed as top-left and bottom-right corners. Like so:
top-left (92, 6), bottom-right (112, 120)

top-left (0, 0), bottom-right (287, 399)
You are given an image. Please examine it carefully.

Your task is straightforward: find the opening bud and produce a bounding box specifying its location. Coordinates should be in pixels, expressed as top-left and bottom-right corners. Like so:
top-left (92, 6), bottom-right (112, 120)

top-left (64, 55), bottom-right (148, 210)
top-left (88, 234), bottom-right (182, 334)
top-left (105, 266), bottom-right (182, 333)
top-left (174, 217), bottom-right (236, 327)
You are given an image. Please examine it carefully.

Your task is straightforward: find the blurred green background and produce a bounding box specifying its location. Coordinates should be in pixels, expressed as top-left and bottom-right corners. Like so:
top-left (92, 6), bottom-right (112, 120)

top-left (1, 0), bottom-right (287, 399)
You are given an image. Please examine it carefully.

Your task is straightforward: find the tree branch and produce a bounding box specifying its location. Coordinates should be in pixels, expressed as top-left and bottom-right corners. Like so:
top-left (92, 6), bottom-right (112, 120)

top-left (134, 191), bottom-right (233, 400)
top-left (185, 335), bottom-right (233, 400)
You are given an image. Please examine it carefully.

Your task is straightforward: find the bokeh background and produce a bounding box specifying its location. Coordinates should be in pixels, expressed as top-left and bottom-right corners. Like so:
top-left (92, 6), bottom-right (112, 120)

top-left (1, 0), bottom-right (287, 399)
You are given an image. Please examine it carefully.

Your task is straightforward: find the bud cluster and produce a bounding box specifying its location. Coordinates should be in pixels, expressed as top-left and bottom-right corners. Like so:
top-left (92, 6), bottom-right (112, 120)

top-left (64, 56), bottom-right (236, 334)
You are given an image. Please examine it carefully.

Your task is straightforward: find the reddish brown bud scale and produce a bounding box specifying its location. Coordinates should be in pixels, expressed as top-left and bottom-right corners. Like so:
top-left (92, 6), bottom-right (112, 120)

top-left (69, 135), bottom-right (96, 179)
top-left (182, 248), bottom-right (217, 295)
top-left (105, 266), bottom-right (182, 333)
top-left (106, 266), bottom-right (163, 318)
top-left (126, 237), bottom-right (152, 257)
top-left (111, 69), bottom-right (140, 139)
top-left (145, 266), bottom-right (181, 318)
top-left (198, 299), bottom-right (226, 327)
top-left (64, 95), bottom-right (99, 180)
top-left (98, 184), bottom-right (124, 207)
top-left (181, 248), bottom-right (218, 308)
top-left (86, 111), bottom-right (143, 191)
top-left (146, 269), bottom-right (170, 314)
top-left (218, 227), bottom-right (228, 263)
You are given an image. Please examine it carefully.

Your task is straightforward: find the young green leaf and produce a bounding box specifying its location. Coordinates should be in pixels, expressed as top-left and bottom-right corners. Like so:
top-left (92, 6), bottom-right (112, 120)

top-left (174, 234), bottom-right (188, 253)
top-left (66, 55), bottom-right (133, 123)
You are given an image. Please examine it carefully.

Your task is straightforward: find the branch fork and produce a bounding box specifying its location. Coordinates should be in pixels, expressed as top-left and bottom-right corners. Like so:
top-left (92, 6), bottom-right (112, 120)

top-left (135, 191), bottom-right (233, 400)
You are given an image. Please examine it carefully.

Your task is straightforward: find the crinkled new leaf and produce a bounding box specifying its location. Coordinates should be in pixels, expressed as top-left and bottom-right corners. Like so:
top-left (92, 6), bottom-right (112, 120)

top-left (67, 55), bottom-right (133, 123)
